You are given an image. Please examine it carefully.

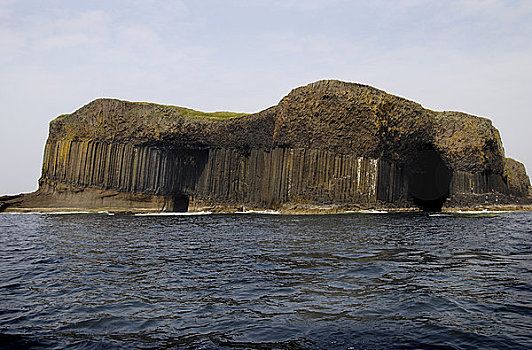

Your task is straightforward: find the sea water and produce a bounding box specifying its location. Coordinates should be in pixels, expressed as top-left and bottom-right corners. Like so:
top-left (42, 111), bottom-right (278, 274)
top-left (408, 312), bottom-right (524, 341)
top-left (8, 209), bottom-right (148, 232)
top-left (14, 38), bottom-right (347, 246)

top-left (0, 211), bottom-right (531, 349)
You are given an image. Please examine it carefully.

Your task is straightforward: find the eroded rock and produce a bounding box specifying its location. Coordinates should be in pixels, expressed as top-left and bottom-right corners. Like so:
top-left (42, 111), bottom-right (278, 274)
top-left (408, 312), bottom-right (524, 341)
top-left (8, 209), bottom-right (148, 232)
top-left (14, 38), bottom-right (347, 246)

top-left (2, 80), bottom-right (530, 213)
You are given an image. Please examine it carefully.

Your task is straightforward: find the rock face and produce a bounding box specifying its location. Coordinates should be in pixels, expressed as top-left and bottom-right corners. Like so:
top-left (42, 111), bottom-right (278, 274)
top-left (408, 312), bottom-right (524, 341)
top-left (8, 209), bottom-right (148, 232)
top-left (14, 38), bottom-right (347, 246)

top-left (505, 158), bottom-right (532, 198)
top-left (2, 80), bottom-right (531, 212)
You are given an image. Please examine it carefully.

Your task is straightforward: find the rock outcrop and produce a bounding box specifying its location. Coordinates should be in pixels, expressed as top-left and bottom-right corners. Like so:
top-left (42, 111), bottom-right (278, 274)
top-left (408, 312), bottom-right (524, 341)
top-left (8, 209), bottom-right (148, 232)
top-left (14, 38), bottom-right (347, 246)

top-left (2, 80), bottom-right (530, 212)
top-left (505, 158), bottom-right (532, 198)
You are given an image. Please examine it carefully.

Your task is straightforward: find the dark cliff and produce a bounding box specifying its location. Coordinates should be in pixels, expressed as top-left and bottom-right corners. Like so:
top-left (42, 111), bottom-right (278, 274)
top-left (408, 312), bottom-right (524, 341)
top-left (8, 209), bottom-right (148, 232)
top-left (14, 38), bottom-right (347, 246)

top-left (2, 80), bottom-right (531, 212)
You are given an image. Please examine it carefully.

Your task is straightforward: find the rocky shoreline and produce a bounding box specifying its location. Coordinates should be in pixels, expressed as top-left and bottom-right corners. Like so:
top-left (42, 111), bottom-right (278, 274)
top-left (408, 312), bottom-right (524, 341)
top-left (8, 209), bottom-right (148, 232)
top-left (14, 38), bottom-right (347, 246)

top-left (3, 202), bottom-right (531, 215)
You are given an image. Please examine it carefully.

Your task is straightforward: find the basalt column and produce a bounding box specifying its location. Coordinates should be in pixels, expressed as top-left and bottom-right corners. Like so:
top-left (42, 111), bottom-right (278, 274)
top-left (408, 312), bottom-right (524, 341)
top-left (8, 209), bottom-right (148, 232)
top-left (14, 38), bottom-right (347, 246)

top-left (191, 148), bottom-right (382, 209)
top-left (39, 139), bottom-right (208, 211)
top-left (3, 79), bottom-right (529, 213)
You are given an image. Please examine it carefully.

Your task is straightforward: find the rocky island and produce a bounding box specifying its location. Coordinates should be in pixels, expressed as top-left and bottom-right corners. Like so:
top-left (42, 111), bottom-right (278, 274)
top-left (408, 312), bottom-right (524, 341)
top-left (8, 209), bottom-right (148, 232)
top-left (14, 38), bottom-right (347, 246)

top-left (1, 80), bottom-right (531, 213)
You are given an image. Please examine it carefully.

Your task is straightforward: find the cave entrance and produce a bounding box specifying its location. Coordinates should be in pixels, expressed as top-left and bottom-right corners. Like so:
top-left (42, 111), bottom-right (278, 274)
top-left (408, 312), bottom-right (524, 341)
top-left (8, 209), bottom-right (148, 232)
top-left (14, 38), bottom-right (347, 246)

top-left (170, 194), bottom-right (189, 212)
top-left (407, 148), bottom-right (451, 212)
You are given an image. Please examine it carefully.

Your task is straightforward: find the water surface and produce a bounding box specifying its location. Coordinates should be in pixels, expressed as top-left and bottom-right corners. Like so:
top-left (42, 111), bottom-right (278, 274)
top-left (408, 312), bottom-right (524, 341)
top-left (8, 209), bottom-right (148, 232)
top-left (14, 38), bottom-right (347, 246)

top-left (1, 211), bottom-right (531, 349)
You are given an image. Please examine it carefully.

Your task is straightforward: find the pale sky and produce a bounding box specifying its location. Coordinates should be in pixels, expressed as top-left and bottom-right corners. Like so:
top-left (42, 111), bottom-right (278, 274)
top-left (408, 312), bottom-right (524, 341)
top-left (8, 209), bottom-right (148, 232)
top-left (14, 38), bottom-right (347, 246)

top-left (1, 0), bottom-right (531, 195)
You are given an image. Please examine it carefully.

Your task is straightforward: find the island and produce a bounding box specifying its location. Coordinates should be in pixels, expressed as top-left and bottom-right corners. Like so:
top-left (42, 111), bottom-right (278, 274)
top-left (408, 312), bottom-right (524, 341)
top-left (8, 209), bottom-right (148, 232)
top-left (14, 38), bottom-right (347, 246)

top-left (1, 80), bottom-right (531, 213)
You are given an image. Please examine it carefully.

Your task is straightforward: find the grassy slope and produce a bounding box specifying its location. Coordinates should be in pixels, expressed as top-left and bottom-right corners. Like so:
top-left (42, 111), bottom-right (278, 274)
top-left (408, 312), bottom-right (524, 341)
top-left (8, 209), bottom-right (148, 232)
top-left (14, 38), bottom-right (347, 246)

top-left (172, 106), bottom-right (248, 120)
top-left (53, 100), bottom-right (249, 122)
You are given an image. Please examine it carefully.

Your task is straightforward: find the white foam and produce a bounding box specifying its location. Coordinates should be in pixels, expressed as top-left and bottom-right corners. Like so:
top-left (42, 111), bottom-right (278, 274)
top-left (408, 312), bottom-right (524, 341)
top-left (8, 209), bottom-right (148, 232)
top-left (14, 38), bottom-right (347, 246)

top-left (357, 210), bottom-right (389, 214)
top-left (48, 210), bottom-right (119, 215)
top-left (48, 211), bottom-right (93, 215)
top-left (456, 210), bottom-right (510, 214)
top-left (134, 211), bottom-right (213, 216)
top-left (235, 210), bottom-right (281, 215)
top-left (0, 211), bottom-right (46, 215)
top-left (2, 210), bottom-right (118, 215)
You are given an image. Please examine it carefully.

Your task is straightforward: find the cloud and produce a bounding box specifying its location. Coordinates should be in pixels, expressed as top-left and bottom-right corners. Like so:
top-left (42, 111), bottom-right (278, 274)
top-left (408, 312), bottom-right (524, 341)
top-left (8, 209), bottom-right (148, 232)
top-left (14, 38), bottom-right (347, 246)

top-left (453, 0), bottom-right (532, 22)
top-left (1, 4), bottom-right (207, 70)
top-left (38, 32), bottom-right (103, 50)
top-left (0, 1), bottom-right (23, 63)
top-left (0, 27), bottom-right (23, 63)
top-left (0, 0), bottom-right (14, 14)
top-left (52, 9), bottom-right (109, 32)
top-left (270, 0), bottom-right (350, 10)
top-left (0, 6), bottom-right (8, 18)
top-left (125, 0), bottom-right (189, 19)
top-left (34, 10), bottom-right (110, 50)
top-left (112, 0), bottom-right (191, 32)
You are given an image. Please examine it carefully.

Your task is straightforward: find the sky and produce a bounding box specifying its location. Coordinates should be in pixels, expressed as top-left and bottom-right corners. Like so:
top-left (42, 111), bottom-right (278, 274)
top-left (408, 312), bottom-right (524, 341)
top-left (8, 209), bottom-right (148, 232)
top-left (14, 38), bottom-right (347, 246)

top-left (1, 0), bottom-right (531, 195)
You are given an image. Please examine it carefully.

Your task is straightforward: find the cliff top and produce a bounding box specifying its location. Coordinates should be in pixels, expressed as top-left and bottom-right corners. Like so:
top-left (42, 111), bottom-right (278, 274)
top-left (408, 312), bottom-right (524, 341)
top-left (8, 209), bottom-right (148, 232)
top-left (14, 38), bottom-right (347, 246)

top-left (54, 99), bottom-right (248, 123)
top-left (48, 79), bottom-right (507, 173)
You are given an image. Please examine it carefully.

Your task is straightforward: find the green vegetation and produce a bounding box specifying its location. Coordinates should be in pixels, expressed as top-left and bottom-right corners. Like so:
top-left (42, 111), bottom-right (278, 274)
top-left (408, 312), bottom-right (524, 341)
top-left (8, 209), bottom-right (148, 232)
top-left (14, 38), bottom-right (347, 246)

top-left (53, 114), bottom-right (70, 121)
top-left (173, 106), bottom-right (248, 121)
top-left (129, 101), bottom-right (248, 120)
top-left (52, 100), bottom-right (249, 123)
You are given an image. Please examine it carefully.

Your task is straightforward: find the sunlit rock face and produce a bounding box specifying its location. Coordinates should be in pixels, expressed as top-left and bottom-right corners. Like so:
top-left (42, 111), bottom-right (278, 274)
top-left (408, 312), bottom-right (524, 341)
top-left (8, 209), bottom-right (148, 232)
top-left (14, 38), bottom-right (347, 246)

top-left (2, 80), bottom-right (530, 212)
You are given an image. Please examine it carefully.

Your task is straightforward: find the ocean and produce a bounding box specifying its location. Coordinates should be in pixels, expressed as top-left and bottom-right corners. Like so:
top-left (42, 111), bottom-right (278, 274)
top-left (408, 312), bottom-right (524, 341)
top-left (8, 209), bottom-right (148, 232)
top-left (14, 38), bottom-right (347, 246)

top-left (0, 211), bottom-right (531, 349)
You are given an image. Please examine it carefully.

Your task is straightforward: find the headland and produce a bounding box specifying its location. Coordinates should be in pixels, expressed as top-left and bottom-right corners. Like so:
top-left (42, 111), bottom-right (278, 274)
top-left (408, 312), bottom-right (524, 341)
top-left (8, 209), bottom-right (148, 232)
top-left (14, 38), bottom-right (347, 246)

top-left (2, 80), bottom-right (531, 213)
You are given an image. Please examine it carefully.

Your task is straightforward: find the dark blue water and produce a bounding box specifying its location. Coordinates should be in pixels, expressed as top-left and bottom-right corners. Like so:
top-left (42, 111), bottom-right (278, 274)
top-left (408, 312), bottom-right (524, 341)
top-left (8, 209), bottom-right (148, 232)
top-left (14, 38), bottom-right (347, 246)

top-left (0, 211), bottom-right (531, 349)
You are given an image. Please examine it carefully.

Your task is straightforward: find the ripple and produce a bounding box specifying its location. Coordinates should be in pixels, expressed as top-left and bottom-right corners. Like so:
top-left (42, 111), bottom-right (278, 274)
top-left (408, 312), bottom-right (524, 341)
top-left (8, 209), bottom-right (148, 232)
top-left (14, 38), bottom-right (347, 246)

top-left (0, 212), bottom-right (531, 348)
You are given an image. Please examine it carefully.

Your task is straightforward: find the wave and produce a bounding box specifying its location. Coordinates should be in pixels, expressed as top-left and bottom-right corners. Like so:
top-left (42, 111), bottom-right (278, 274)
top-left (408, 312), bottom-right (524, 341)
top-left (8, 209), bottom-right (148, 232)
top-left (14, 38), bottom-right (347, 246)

top-left (46, 211), bottom-right (94, 215)
top-left (456, 210), bottom-right (510, 215)
top-left (134, 211), bottom-right (213, 216)
top-left (0, 211), bottom-right (48, 215)
top-left (97, 211), bottom-right (115, 215)
top-left (235, 210), bottom-right (281, 215)
top-left (2, 210), bottom-right (114, 215)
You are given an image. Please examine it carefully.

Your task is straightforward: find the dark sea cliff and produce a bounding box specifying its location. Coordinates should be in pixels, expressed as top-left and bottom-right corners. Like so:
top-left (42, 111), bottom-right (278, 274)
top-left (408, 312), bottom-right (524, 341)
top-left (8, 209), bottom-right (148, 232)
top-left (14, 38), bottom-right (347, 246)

top-left (6, 80), bottom-right (529, 214)
top-left (1, 211), bottom-right (531, 349)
